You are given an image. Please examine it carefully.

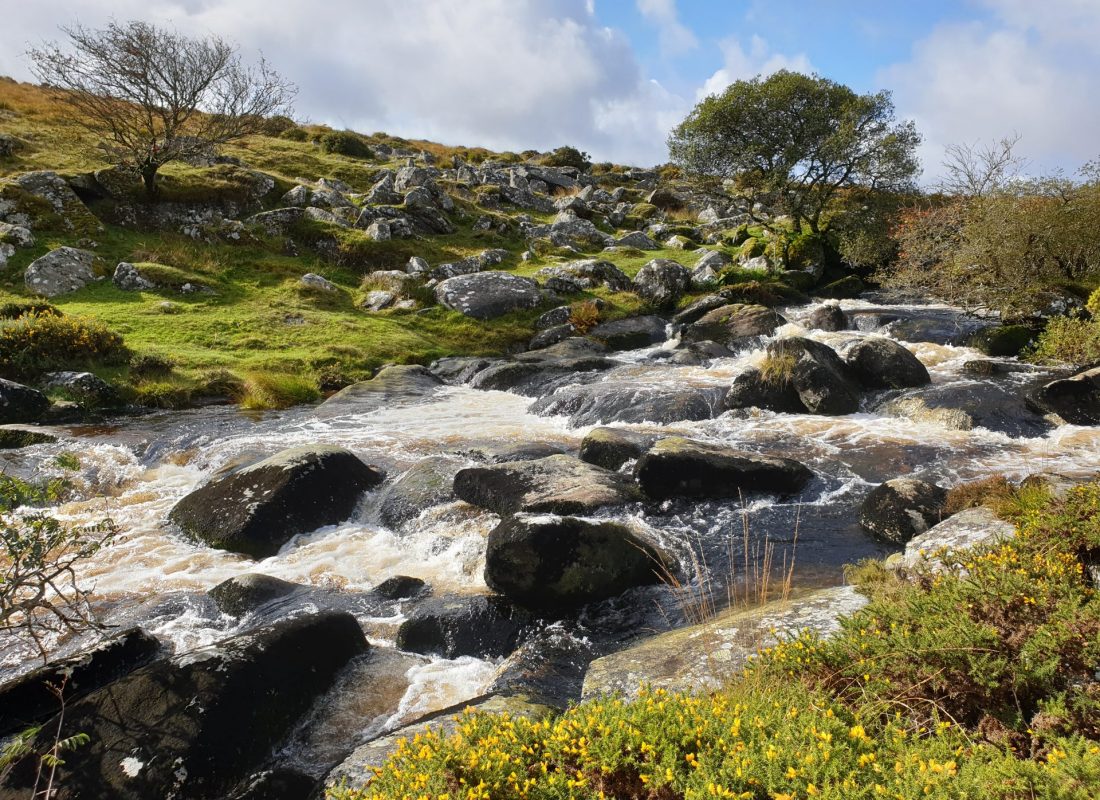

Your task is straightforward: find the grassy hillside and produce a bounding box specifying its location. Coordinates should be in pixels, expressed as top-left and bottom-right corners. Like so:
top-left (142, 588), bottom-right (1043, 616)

top-left (0, 77), bottom-right (714, 409)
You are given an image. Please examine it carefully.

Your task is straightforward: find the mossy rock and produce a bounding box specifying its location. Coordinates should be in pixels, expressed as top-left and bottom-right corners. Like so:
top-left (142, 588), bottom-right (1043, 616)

top-left (785, 233), bottom-right (826, 270)
top-left (630, 202), bottom-right (659, 220)
top-left (722, 224), bottom-right (751, 247)
top-left (739, 237), bottom-right (766, 260)
top-left (817, 275), bottom-right (865, 299)
top-left (969, 325), bottom-right (1034, 357)
top-left (720, 280), bottom-right (808, 308)
top-left (777, 270), bottom-right (817, 292)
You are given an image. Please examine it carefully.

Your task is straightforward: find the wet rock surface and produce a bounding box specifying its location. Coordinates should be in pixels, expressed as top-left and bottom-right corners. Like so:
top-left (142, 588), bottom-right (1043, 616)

top-left (860, 478), bottom-right (948, 544)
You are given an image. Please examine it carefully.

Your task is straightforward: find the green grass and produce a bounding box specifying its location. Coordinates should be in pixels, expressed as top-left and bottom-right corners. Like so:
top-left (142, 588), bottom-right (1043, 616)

top-left (335, 481), bottom-right (1100, 799)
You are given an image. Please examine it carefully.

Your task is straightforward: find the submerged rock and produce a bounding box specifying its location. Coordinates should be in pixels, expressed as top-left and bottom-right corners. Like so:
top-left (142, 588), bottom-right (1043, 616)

top-left (169, 445), bottom-right (384, 558)
top-left (484, 514), bottom-right (670, 609)
top-left (588, 315), bottom-right (668, 350)
top-left (453, 454), bottom-right (642, 516)
top-left (395, 595), bottom-right (530, 658)
top-left (633, 437), bottom-right (813, 500)
top-left (378, 457), bottom-right (462, 529)
top-left (530, 382), bottom-right (724, 428)
top-left (859, 478), bottom-right (948, 544)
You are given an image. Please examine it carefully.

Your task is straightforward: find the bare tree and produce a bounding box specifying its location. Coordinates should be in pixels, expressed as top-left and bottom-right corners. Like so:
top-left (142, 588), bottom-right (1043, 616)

top-left (939, 134), bottom-right (1026, 198)
top-left (27, 21), bottom-right (296, 197)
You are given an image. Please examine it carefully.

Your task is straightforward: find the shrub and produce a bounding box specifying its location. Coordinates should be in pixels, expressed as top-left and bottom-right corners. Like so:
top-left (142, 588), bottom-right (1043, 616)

top-left (128, 353), bottom-right (174, 379)
top-left (237, 371), bottom-right (320, 410)
top-left (0, 301), bottom-right (61, 320)
top-left (943, 475), bottom-right (1018, 515)
top-left (131, 379), bottom-right (193, 409)
top-left (279, 126), bottom-right (309, 142)
top-left (319, 131), bottom-right (373, 159)
top-left (540, 145), bottom-right (591, 171)
top-left (259, 114), bottom-right (298, 136)
top-left (0, 314), bottom-right (128, 379)
top-left (1029, 317), bottom-right (1100, 366)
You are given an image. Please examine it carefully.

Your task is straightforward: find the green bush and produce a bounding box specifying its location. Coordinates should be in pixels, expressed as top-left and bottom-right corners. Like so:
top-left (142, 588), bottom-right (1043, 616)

top-left (319, 131), bottom-right (373, 159)
top-left (0, 301), bottom-right (61, 320)
top-left (0, 314), bottom-right (128, 379)
top-left (279, 126), bottom-right (309, 142)
top-left (540, 145), bottom-right (591, 171)
top-left (1029, 317), bottom-right (1100, 366)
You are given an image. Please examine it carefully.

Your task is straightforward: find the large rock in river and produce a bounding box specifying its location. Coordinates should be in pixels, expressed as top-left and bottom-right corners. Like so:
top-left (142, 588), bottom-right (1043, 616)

top-left (169, 445), bottom-right (384, 558)
top-left (0, 612), bottom-right (367, 800)
top-left (1026, 366), bottom-right (1100, 425)
top-left (530, 382), bottom-right (725, 428)
top-left (843, 336), bottom-right (930, 389)
top-left (453, 454), bottom-right (642, 515)
top-left (859, 477), bottom-right (947, 544)
top-left (434, 270), bottom-right (542, 319)
top-left (396, 595), bottom-right (530, 658)
top-left (378, 456), bottom-right (461, 529)
top-left (767, 337), bottom-right (861, 415)
top-left (681, 303), bottom-right (785, 348)
top-left (484, 515), bottom-right (670, 610)
top-left (588, 315), bottom-right (667, 350)
top-left (634, 437), bottom-right (813, 500)
top-left (0, 378), bottom-right (49, 424)
top-left (579, 427), bottom-right (659, 470)
top-left (316, 364), bottom-right (443, 417)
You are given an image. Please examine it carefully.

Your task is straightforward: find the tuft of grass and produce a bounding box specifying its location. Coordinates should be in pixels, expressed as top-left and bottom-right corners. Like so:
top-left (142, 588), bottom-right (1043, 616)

top-left (236, 371), bottom-right (320, 410)
top-left (758, 352), bottom-right (797, 386)
top-left (943, 475), bottom-right (1019, 516)
top-left (566, 300), bottom-right (601, 334)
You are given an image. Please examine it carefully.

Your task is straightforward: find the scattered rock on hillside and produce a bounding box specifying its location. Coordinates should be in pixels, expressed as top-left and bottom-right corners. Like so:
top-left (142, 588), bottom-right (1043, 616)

top-left (0, 379), bottom-right (50, 424)
top-left (0, 613), bottom-right (366, 800)
top-left (0, 221), bottom-right (35, 248)
top-left (613, 231), bottom-right (659, 249)
top-left (484, 514), bottom-right (671, 609)
top-left (396, 595), bottom-right (530, 658)
top-left (634, 437), bottom-right (813, 500)
top-left (299, 272), bottom-right (337, 292)
top-left (843, 337), bottom-right (930, 389)
top-left (859, 478), bottom-right (948, 544)
top-left (169, 445), bottom-right (384, 558)
top-left (1026, 366), bottom-right (1100, 425)
top-left (435, 271), bottom-right (542, 319)
top-left (453, 454), bottom-right (642, 516)
top-left (112, 262), bottom-right (156, 291)
top-left (534, 259), bottom-right (632, 292)
top-left (13, 170), bottom-right (102, 232)
top-left (24, 246), bottom-right (97, 297)
top-left (633, 259), bottom-right (691, 308)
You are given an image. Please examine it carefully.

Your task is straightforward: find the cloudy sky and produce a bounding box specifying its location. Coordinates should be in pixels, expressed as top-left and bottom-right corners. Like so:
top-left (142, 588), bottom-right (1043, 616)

top-left (1, 0), bottom-right (1097, 180)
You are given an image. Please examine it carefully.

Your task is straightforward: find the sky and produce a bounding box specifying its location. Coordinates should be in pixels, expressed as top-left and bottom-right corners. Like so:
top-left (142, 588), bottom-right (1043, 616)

top-left (1, 0), bottom-right (1098, 181)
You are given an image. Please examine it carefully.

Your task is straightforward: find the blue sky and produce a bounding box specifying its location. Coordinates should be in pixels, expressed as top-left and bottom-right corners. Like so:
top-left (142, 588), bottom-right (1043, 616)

top-left (1, 0), bottom-right (1098, 181)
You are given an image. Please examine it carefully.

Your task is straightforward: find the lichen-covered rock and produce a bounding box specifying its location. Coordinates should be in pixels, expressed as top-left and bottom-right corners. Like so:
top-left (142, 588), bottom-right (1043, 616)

top-left (633, 258), bottom-right (691, 308)
top-left (299, 272), bottom-right (337, 292)
top-left (614, 231), bottom-right (660, 250)
top-left (41, 371), bottom-right (122, 409)
top-left (581, 586), bottom-right (868, 699)
top-left (634, 437), bottom-right (813, 500)
top-left (316, 365), bottom-right (443, 417)
top-left (898, 507), bottom-right (1015, 571)
top-left (24, 246), bottom-right (96, 297)
top-left (435, 271), bottom-right (542, 320)
top-left (112, 262), bottom-right (156, 291)
top-left (534, 259), bottom-right (632, 293)
top-left (484, 514), bottom-right (670, 609)
top-left (859, 478), bottom-right (948, 544)
top-left (453, 454), bottom-right (642, 516)
top-left (681, 303), bottom-right (785, 348)
top-left (169, 445), bottom-right (384, 558)
top-left (12, 170), bottom-right (102, 232)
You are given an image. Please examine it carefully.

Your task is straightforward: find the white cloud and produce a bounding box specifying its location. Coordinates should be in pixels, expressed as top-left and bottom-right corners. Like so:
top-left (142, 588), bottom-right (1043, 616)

top-left (635, 0), bottom-right (698, 57)
top-left (881, 0), bottom-right (1100, 182)
top-left (696, 35), bottom-right (813, 100)
top-left (0, 0), bottom-right (684, 166)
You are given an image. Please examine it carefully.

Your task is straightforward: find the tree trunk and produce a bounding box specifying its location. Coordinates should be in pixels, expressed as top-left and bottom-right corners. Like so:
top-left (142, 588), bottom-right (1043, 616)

top-left (140, 164), bottom-right (160, 199)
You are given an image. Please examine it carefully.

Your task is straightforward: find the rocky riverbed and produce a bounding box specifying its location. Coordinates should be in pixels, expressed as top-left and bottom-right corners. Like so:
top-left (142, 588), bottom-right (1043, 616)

top-left (2, 294), bottom-right (1099, 799)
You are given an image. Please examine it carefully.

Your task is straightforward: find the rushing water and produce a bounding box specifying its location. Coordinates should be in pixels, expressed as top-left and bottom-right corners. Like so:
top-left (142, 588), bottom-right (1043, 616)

top-left (3, 296), bottom-right (1099, 772)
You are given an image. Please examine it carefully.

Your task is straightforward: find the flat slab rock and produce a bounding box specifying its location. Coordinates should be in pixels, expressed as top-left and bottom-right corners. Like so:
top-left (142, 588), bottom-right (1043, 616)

top-left (581, 586), bottom-right (868, 700)
top-left (898, 507), bottom-right (1016, 571)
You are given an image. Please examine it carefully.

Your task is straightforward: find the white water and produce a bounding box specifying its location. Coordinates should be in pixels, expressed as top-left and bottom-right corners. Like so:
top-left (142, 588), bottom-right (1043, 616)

top-left (3, 298), bottom-right (1100, 762)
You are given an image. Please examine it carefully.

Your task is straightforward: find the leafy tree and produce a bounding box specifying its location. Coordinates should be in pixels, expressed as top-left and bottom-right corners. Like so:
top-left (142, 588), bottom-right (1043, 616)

top-left (542, 145), bottom-right (592, 172)
top-left (28, 21), bottom-right (296, 197)
top-left (668, 70), bottom-right (921, 235)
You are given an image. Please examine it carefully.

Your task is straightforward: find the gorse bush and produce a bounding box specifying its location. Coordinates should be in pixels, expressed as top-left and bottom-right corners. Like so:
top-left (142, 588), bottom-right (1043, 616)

top-left (319, 131), bottom-right (373, 159)
top-left (0, 301), bottom-right (61, 320)
top-left (339, 483), bottom-right (1100, 799)
top-left (0, 314), bottom-right (128, 379)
